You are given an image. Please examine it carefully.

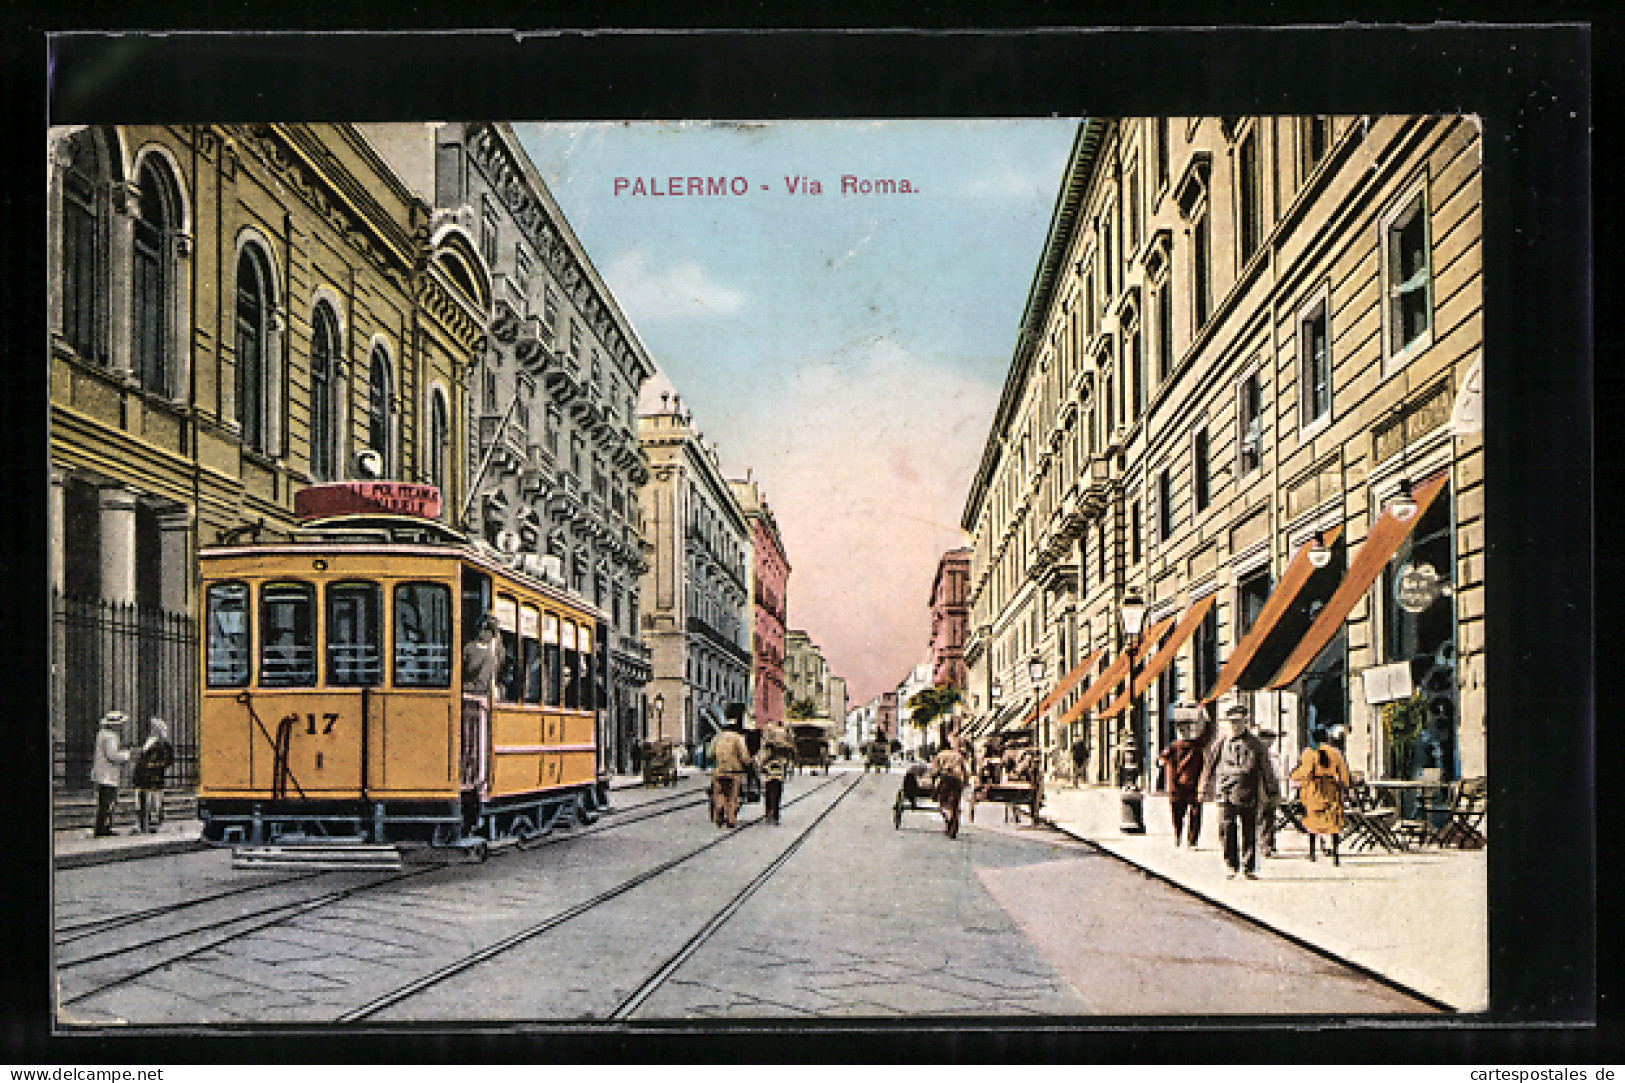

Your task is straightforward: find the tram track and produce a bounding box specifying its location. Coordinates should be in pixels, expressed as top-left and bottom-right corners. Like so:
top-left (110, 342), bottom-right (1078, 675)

top-left (335, 772), bottom-right (861, 1023)
top-left (56, 783), bottom-right (715, 1005)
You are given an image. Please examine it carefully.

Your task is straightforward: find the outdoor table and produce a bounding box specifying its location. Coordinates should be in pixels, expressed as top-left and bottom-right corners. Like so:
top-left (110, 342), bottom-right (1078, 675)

top-left (1368, 779), bottom-right (1451, 848)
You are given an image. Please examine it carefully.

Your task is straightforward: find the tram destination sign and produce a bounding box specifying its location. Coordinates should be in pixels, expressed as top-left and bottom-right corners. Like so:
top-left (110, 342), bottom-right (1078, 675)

top-left (295, 482), bottom-right (443, 522)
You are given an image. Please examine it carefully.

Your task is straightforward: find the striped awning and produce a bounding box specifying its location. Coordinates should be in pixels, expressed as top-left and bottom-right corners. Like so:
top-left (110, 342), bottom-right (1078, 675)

top-left (1021, 649), bottom-right (1103, 729)
top-left (1054, 613), bottom-right (1179, 730)
top-left (1268, 470), bottom-right (1451, 690)
top-left (1202, 525), bottom-right (1345, 704)
top-left (1099, 593), bottom-right (1218, 719)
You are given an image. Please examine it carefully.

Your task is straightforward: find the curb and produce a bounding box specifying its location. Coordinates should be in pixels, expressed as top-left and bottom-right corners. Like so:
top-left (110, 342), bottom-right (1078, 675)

top-left (55, 835), bottom-right (210, 870)
top-left (1040, 815), bottom-right (1457, 1014)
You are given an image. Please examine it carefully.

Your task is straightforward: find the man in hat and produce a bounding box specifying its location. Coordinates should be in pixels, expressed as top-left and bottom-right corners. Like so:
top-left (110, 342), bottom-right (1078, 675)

top-left (132, 718), bottom-right (174, 834)
top-left (460, 613), bottom-right (504, 791)
top-left (1209, 704), bottom-right (1279, 879)
top-left (91, 711), bottom-right (131, 837)
top-left (931, 732), bottom-right (969, 839)
top-left (1158, 710), bottom-right (1209, 848)
top-left (756, 712), bottom-right (796, 825)
top-left (709, 703), bottom-right (753, 828)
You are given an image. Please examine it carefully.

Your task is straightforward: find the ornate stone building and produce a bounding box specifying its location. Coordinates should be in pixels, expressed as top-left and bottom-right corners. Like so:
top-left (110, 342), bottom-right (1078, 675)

top-left (729, 477), bottom-right (790, 727)
top-left (385, 122), bottom-right (657, 776)
top-left (928, 547), bottom-right (972, 689)
top-left (47, 123), bottom-right (484, 798)
top-left (964, 116), bottom-right (1483, 793)
top-left (639, 396), bottom-right (751, 753)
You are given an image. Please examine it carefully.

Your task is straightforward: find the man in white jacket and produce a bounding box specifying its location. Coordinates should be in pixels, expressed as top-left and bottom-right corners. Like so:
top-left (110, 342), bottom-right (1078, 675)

top-left (92, 711), bottom-right (131, 837)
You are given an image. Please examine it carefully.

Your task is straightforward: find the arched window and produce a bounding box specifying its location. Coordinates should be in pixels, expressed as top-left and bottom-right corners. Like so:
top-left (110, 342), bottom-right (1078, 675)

top-left (310, 303), bottom-right (340, 481)
top-left (428, 388), bottom-right (449, 496)
top-left (235, 246), bottom-right (272, 451)
top-left (133, 160), bottom-right (175, 396)
top-left (61, 132), bottom-right (102, 360)
top-left (368, 346), bottom-right (391, 468)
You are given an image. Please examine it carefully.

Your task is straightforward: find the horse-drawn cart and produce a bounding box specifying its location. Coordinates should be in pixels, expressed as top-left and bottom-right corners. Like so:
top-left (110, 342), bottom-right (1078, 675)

top-left (864, 739), bottom-right (891, 773)
top-left (892, 763), bottom-right (949, 828)
top-left (641, 739), bottom-right (678, 787)
top-left (792, 724), bottom-right (831, 774)
top-left (970, 735), bottom-right (1044, 823)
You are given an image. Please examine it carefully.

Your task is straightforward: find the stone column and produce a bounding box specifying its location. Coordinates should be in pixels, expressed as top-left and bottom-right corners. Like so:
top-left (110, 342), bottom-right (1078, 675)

top-left (157, 507), bottom-right (193, 615)
top-left (98, 487), bottom-right (140, 605)
top-left (106, 181), bottom-right (141, 382)
top-left (98, 486), bottom-right (141, 749)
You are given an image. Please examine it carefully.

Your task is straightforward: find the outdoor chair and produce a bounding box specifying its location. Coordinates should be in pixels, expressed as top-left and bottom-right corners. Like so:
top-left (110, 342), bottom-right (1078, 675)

top-left (1435, 776), bottom-right (1487, 848)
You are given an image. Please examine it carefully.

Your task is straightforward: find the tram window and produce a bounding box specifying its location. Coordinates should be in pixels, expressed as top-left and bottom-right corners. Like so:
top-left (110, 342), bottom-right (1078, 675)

top-left (206, 582), bottom-right (250, 687)
top-left (521, 605), bottom-right (542, 704)
top-left (495, 595), bottom-right (520, 704)
top-left (579, 625), bottom-right (595, 711)
top-left (542, 613), bottom-right (562, 707)
top-left (461, 567), bottom-right (492, 648)
top-left (561, 620), bottom-right (579, 710)
top-left (327, 582), bottom-right (383, 687)
top-left (260, 582), bottom-right (316, 687)
top-left (395, 582), bottom-right (452, 688)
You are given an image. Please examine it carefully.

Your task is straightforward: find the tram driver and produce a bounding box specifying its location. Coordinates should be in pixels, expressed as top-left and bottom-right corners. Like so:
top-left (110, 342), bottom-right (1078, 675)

top-left (461, 613), bottom-right (504, 790)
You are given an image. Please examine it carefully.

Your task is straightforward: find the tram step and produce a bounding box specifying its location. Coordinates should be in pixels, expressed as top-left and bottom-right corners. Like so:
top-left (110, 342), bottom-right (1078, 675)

top-left (232, 843), bottom-right (403, 871)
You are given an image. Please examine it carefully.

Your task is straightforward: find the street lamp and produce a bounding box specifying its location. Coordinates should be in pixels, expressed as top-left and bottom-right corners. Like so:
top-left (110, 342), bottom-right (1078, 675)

top-left (652, 692), bottom-right (665, 742)
top-left (1308, 530), bottom-right (1333, 569)
top-left (1389, 478), bottom-right (1418, 523)
top-left (1028, 655), bottom-right (1046, 774)
top-left (1118, 589), bottom-right (1148, 834)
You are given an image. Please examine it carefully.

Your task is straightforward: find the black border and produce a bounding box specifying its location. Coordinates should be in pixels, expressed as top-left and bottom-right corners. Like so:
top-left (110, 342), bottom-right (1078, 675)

top-left (4, 18), bottom-right (1602, 1065)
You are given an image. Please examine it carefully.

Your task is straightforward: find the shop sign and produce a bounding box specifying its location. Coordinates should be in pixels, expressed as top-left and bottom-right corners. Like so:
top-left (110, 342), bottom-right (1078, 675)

top-left (295, 482), bottom-right (443, 521)
top-left (1362, 660), bottom-right (1414, 705)
top-left (1395, 562), bottom-right (1446, 614)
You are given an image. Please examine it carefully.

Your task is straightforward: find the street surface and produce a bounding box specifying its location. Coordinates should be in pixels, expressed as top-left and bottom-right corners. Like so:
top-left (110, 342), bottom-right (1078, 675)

top-left (55, 768), bottom-right (1432, 1024)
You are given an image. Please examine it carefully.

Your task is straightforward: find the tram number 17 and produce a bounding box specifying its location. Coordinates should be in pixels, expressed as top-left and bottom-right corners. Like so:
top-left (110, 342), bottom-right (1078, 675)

top-left (301, 712), bottom-right (339, 735)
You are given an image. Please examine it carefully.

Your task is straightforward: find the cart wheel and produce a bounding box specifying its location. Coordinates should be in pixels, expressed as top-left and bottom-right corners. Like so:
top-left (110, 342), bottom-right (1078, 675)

top-left (893, 792), bottom-right (903, 829)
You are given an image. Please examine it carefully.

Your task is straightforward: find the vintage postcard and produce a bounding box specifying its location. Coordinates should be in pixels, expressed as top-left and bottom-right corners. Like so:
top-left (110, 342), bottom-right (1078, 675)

top-left (34, 27), bottom-right (1592, 1050)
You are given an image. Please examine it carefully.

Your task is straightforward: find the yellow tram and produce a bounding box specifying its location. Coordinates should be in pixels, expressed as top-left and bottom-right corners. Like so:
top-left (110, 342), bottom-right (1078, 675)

top-left (197, 484), bottom-right (608, 847)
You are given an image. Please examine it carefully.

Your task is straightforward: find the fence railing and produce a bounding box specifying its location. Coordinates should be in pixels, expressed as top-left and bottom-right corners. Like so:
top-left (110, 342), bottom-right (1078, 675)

top-left (53, 591), bottom-right (199, 791)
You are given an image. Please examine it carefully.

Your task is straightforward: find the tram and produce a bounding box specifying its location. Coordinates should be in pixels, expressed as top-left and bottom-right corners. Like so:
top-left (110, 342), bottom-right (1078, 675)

top-left (196, 481), bottom-right (609, 848)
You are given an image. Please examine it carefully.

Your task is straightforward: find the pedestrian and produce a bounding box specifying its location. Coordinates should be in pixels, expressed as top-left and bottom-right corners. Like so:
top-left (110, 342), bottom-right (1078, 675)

top-left (1206, 704), bottom-right (1279, 880)
top-left (91, 711), bottom-right (131, 837)
top-left (1255, 731), bottom-right (1283, 859)
top-left (932, 739), bottom-right (969, 839)
top-left (1289, 727), bottom-right (1352, 865)
top-left (132, 717), bottom-right (174, 834)
top-left (460, 613), bottom-right (503, 790)
top-left (709, 704), bottom-right (752, 828)
top-left (758, 716), bottom-right (795, 824)
top-left (1158, 713), bottom-right (1208, 848)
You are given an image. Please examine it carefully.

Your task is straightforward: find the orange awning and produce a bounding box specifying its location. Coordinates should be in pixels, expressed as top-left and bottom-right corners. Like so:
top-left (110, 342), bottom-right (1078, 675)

top-left (1201, 524), bottom-right (1345, 704)
top-left (1054, 613), bottom-right (1178, 730)
top-left (1099, 593), bottom-right (1218, 719)
top-left (1268, 471), bottom-right (1451, 690)
top-left (1023, 649), bottom-right (1102, 729)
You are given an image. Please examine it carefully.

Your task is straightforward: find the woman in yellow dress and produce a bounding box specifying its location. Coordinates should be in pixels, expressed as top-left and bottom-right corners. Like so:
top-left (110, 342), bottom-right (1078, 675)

top-left (1289, 732), bottom-right (1351, 865)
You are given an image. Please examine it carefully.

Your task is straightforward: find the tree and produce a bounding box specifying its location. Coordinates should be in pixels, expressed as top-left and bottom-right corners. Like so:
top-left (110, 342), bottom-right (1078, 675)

top-left (787, 698), bottom-right (820, 721)
top-left (907, 682), bottom-right (961, 731)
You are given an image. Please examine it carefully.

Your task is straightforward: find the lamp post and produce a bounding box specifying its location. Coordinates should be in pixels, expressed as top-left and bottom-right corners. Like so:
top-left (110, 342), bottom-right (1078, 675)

top-left (652, 692), bottom-right (665, 743)
top-left (1118, 590), bottom-right (1148, 833)
top-left (1028, 655), bottom-right (1046, 775)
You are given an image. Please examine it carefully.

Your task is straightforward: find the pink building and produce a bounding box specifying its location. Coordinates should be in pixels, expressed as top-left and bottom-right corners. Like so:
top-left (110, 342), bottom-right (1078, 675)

top-left (929, 547), bottom-right (972, 689)
top-left (730, 478), bottom-right (791, 727)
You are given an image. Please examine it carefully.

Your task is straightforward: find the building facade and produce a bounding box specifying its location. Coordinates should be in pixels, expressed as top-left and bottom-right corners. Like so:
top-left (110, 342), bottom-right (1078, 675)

top-left (396, 122), bottom-right (657, 775)
top-left (929, 547), bottom-right (972, 689)
top-left (894, 662), bottom-right (935, 758)
top-left (784, 629), bottom-right (827, 715)
top-left (639, 396), bottom-right (752, 753)
top-left (964, 115), bottom-right (1483, 793)
top-left (730, 477), bottom-right (791, 727)
top-left (47, 123), bottom-right (484, 794)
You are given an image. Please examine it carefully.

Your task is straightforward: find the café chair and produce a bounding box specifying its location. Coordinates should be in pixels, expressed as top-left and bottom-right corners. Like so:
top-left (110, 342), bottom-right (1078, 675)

top-left (1435, 776), bottom-right (1487, 849)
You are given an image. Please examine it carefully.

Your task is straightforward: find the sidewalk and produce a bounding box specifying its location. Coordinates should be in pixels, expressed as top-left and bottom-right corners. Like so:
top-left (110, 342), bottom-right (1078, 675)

top-left (52, 772), bottom-right (671, 870)
top-left (1042, 784), bottom-right (1487, 1012)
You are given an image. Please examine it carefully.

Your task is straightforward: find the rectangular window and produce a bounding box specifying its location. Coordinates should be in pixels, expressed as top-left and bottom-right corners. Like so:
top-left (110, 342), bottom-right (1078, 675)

top-left (1129, 316), bottom-right (1145, 419)
top-left (1300, 297), bottom-right (1331, 427)
top-left (1155, 117), bottom-right (1170, 189)
top-left (543, 613), bottom-right (562, 706)
top-left (494, 595), bottom-right (520, 703)
top-left (520, 605), bottom-right (542, 703)
top-left (1237, 566), bottom-right (1272, 636)
top-left (1192, 202), bottom-right (1211, 329)
top-left (1158, 469), bottom-right (1173, 541)
top-left (1156, 283), bottom-right (1173, 383)
top-left (133, 218), bottom-right (165, 395)
top-left (1132, 499), bottom-right (1143, 564)
top-left (515, 244), bottom-right (532, 283)
top-left (1098, 521), bottom-right (1107, 583)
top-left (561, 621), bottom-right (580, 709)
top-left (1386, 191), bottom-right (1433, 358)
top-left (327, 582), bottom-right (382, 687)
top-left (206, 582), bottom-right (250, 688)
top-left (64, 170), bottom-right (100, 360)
top-left (1238, 127), bottom-right (1262, 264)
top-left (1192, 603), bottom-right (1219, 701)
top-left (1302, 116), bottom-right (1333, 177)
top-left (1238, 371), bottom-right (1263, 476)
top-left (461, 567), bottom-right (492, 651)
top-left (1100, 216), bottom-right (1114, 299)
top-left (581, 625), bottom-right (596, 711)
top-left (261, 582), bottom-right (317, 688)
top-left (1193, 428), bottom-right (1210, 514)
top-left (1126, 164), bottom-right (1141, 253)
top-left (543, 288), bottom-right (559, 336)
top-left (480, 199), bottom-right (499, 269)
top-left (568, 320), bottom-right (582, 361)
top-left (394, 582), bottom-right (452, 688)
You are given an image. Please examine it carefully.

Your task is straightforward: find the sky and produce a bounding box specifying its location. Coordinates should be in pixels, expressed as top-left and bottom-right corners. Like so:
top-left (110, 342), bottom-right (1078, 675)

top-left (515, 120), bottom-right (1080, 705)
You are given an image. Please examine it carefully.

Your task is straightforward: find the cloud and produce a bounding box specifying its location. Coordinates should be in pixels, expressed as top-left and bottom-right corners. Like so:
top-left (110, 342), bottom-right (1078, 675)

top-left (604, 250), bottom-right (745, 322)
top-left (956, 160), bottom-right (1060, 202)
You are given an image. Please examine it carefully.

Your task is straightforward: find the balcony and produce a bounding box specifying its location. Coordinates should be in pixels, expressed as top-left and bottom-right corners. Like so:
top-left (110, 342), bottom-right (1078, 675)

top-left (686, 615), bottom-right (751, 665)
top-left (543, 351), bottom-right (581, 401)
top-left (515, 316), bottom-right (552, 371)
top-left (520, 443), bottom-right (555, 495)
top-left (478, 413), bottom-right (527, 472)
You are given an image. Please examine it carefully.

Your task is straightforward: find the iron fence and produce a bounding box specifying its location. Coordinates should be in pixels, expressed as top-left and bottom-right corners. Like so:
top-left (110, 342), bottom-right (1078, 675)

top-left (54, 590), bottom-right (199, 791)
